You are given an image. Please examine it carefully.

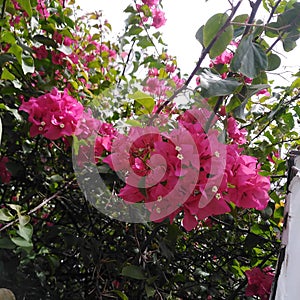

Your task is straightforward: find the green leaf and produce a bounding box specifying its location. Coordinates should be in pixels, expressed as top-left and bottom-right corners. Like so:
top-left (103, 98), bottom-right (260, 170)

top-left (274, 206), bottom-right (284, 219)
top-left (137, 36), bottom-right (153, 49)
top-left (1, 68), bottom-right (15, 80)
top-left (127, 25), bottom-right (143, 36)
top-left (282, 112), bottom-right (295, 130)
top-left (226, 96), bottom-right (242, 113)
top-left (245, 84), bottom-right (270, 98)
top-left (203, 13), bottom-right (233, 58)
top-left (16, 0), bottom-right (32, 18)
top-left (283, 29), bottom-right (300, 52)
top-left (145, 285), bottom-right (155, 297)
top-left (125, 119), bottom-right (143, 127)
top-left (198, 70), bottom-right (242, 97)
top-left (0, 54), bottom-right (16, 67)
top-left (85, 44), bottom-right (97, 52)
top-left (0, 117), bottom-right (2, 146)
top-left (7, 204), bottom-right (21, 213)
top-left (112, 290), bottom-right (128, 300)
top-left (8, 44), bottom-right (23, 64)
top-left (11, 236), bottom-right (33, 248)
top-left (0, 208), bottom-right (14, 222)
top-left (121, 265), bottom-right (146, 280)
top-left (267, 53), bottom-right (281, 71)
top-left (0, 237), bottom-right (16, 249)
top-left (19, 214), bottom-right (30, 226)
top-left (128, 91), bottom-right (155, 113)
top-left (232, 14), bottom-right (249, 28)
top-left (22, 55), bottom-right (35, 74)
top-left (1, 31), bottom-right (16, 44)
top-left (124, 5), bottom-right (136, 13)
top-left (230, 34), bottom-right (268, 78)
top-left (195, 25), bottom-right (204, 46)
top-left (17, 224), bottom-right (33, 242)
top-left (33, 34), bottom-right (57, 48)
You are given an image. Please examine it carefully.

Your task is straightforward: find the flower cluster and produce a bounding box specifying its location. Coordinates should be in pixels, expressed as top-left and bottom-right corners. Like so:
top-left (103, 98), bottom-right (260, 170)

top-left (77, 122), bottom-right (118, 166)
top-left (136, 0), bottom-right (166, 29)
top-left (227, 117), bottom-right (247, 145)
top-left (144, 59), bottom-right (184, 100)
top-left (19, 88), bottom-right (84, 140)
top-left (103, 108), bottom-right (270, 231)
top-left (245, 267), bottom-right (274, 299)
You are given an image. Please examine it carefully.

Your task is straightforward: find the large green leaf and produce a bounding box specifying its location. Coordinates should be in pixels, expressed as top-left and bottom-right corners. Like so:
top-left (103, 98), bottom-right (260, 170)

top-left (11, 236), bottom-right (33, 248)
top-left (267, 53), bottom-right (281, 71)
top-left (121, 265), bottom-right (146, 280)
top-left (198, 70), bottom-right (242, 97)
top-left (128, 91), bottom-right (155, 114)
top-left (33, 34), bottom-right (57, 48)
top-left (22, 55), bottom-right (35, 74)
top-left (0, 237), bottom-right (16, 249)
top-left (8, 44), bottom-right (23, 64)
top-left (17, 224), bottom-right (33, 242)
top-left (230, 34), bottom-right (268, 78)
top-left (1, 68), bottom-right (15, 80)
top-left (203, 13), bottom-right (233, 58)
top-left (0, 208), bottom-right (14, 222)
top-left (195, 25), bottom-right (204, 47)
top-left (16, 0), bottom-right (32, 18)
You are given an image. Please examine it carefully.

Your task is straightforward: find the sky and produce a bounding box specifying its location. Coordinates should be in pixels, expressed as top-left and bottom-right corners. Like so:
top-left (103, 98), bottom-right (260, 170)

top-left (74, 0), bottom-right (299, 85)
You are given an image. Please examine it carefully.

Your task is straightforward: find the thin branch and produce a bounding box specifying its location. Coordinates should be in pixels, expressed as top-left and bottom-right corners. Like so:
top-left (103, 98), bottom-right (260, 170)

top-left (133, 0), bottom-right (160, 56)
top-left (243, 0), bottom-right (263, 37)
top-left (149, 0), bottom-right (244, 124)
top-left (0, 180), bottom-right (74, 232)
top-left (118, 38), bottom-right (136, 85)
top-left (205, 96), bottom-right (225, 132)
top-left (267, 0), bottom-right (282, 24)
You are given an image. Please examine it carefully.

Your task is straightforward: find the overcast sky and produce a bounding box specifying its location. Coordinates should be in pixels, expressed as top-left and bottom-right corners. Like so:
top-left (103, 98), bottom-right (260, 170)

top-left (74, 0), bottom-right (298, 85)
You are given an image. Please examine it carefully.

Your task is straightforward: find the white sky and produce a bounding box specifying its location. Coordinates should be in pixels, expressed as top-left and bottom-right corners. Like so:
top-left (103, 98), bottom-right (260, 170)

top-left (74, 0), bottom-right (299, 85)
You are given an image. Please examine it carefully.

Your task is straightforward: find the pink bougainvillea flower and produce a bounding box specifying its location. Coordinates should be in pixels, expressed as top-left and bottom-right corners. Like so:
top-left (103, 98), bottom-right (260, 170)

top-left (33, 45), bottom-right (48, 60)
top-left (37, 0), bottom-right (50, 18)
top-left (142, 0), bottom-right (159, 7)
top-left (148, 68), bottom-right (159, 77)
top-left (19, 88), bottom-right (84, 140)
top-left (213, 50), bottom-right (233, 65)
top-left (0, 157), bottom-right (12, 184)
top-left (227, 117), bottom-right (247, 145)
top-left (75, 109), bottom-right (101, 139)
top-left (245, 267), bottom-right (274, 299)
top-left (256, 88), bottom-right (270, 97)
top-left (151, 9), bottom-right (166, 29)
top-left (63, 36), bottom-right (76, 46)
top-left (172, 75), bottom-right (185, 89)
top-left (165, 64), bottom-right (176, 73)
top-left (226, 147), bottom-right (270, 210)
top-left (143, 77), bottom-right (169, 96)
top-left (51, 51), bottom-right (66, 65)
top-left (103, 107), bottom-right (270, 231)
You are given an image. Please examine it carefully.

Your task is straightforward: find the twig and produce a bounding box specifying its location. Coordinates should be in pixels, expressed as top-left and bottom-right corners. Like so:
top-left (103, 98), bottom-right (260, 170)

top-left (118, 38), bottom-right (136, 86)
top-left (149, 0), bottom-right (244, 124)
top-left (243, 0), bottom-right (263, 37)
top-left (0, 180), bottom-right (74, 232)
top-left (267, 0), bottom-right (282, 24)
